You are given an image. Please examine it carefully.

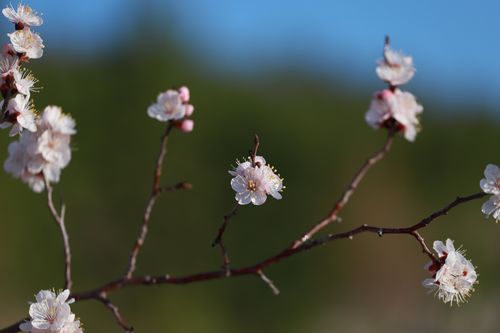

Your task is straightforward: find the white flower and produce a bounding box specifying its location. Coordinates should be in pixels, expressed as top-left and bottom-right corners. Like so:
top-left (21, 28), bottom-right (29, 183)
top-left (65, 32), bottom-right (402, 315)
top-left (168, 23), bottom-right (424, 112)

top-left (147, 89), bottom-right (186, 121)
top-left (13, 67), bottom-right (38, 96)
top-left (229, 156), bottom-right (283, 205)
top-left (8, 28), bottom-right (44, 59)
top-left (422, 239), bottom-right (477, 305)
top-left (228, 155), bottom-right (266, 176)
top-left (231, 166), bottom-right (268, 205)
top-left (3, 4), bottom-right (43, 27)
top-left (0, 93), bottom-right (37, 135)
top-left (480, 164), bottom-right (500, 222)
top-left (365, 88), bottom-right (423, 141)
top-left (480, 164), bottom-right (500, 195)
top-left (3, 105), bottom-right (76, 192)
top-left (376, 46), bottom-right (415, 86)
top-left (38, 130), bottom-right (72, 170)
top-left (19, 289), bottom-right (83, 333)
top-left (4, 140), bottom-right (27, 178)
top-left (39, 106), bottom-right (76, 135)
top-left (262, 165), bottom-right (283, 200)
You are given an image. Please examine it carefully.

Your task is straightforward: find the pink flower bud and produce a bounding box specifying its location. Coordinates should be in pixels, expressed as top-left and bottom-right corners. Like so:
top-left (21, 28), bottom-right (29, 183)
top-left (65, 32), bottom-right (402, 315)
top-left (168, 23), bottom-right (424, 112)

top-left (177, 119), bottom-right (194, 133)
top-left (375, 89), bottom-right (394, 101)
top-left (184, 104), bottom-right (194, 117)
top-left (178, 86), bottom-right (190, 103)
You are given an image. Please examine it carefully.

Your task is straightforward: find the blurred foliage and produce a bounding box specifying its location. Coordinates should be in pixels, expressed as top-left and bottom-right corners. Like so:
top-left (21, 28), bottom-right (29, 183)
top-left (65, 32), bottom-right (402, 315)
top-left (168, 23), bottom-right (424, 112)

top-left (0, 22), bottom-right (499, 333)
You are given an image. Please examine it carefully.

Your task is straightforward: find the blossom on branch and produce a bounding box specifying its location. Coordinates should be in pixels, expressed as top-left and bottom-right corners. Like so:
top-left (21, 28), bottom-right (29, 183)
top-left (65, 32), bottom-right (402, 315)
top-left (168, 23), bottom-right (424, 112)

top-left (19, 289), bottom-right (83, 333)
top-left (13, 67), bottom-right (38, 96)
top-left (365, 88), bottom-right (423, 141)
top-left (480, 163), bottom-right (500, 222)
top-left (2, 4), bottom-right (43, 27)
top-left (4, 105), bottom-right (76, 192)
top-left (0, 93), bottom-right (37, 135)
top-left (376, 44), bottom-right (415, 86)
top-left (7, 28), bottom-right (44, 59)
top-left (229, 155), bottom-right (283, 205)
top-left (422, 239), bottom-right (477, 305)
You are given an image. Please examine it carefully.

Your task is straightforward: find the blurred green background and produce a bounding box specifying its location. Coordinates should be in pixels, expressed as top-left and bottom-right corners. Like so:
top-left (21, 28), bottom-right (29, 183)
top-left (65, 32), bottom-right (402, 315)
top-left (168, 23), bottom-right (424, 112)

top-left (1, 1), bottom-right (500, 332)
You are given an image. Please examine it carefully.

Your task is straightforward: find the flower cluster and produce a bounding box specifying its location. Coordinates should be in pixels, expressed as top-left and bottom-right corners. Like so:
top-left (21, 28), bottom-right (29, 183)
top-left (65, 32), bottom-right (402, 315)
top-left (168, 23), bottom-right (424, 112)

top-left (422, 239), bottom-right (477, 305)
top-left (147, 86), bottom-right (195, 132)
top-left (4, 106), bottom-right (76, 192)
top-left (229, 155), bottom-right (283, 205)
top-left (3, 4), bottom-right (43, 58)
top-left (19, 289), bottom-right (83, 333)
top-left (365, 38), bottom-right (423, 142)
top-left (480, 164), bottom-right (500, 222)
top-left (0, 3), bottom-right (43, 136)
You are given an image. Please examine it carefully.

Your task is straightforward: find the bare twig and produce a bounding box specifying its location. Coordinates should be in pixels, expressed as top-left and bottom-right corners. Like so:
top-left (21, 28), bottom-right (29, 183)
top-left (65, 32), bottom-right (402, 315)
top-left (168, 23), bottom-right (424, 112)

top-left (291, 130), bottom-right (396, 249)
top-left (249, 134), bottom-right (260, 167)
top-left (0, 319), bottom-right (26, 333)
top-left (411, 230), bottom-right (438, 264)
top-left (44, 177), bottom-right (72, 290)
top-left (125, 122), bottom-right (174, 279)
top-left (161, 181), bottom-right (192, 193)
top-left (257, 270), bottom-right (280, 295)
top-left (212, 204), bottom-right (239, 276)
top-left (66, 191), bottom-right (484, 303)
top-left (0, 190), bottom-right (484, 333)
top-left (97, 296), bottom-right (134, 333)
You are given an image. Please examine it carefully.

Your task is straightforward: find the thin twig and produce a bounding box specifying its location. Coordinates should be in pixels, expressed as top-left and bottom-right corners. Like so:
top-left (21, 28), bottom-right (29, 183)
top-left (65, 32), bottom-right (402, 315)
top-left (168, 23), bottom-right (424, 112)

top-left (98, 296), bottom-right (134, 333)
top-left (44, 177), bottom-right (72, 290)
top-left (291, 130), bottom-right (396, 249)
top-left (411, 230), bottom-right (438, 264)
top-left (212, 204), bottom-right (239, 276)
top-left (257, 270), bottom-right (280, 295)
top-left (0, 192), bottom-right (484, 333)
top-left (66, 191), bottom-right (484, 303)
top-left (249, 134), bottom-right (260, 167)
top-left (0, 319), bottom-right (26, 333)
top-left (160, 181), bottom-right (192, 193)
top-left (125, 122), bottom-right (173, 279)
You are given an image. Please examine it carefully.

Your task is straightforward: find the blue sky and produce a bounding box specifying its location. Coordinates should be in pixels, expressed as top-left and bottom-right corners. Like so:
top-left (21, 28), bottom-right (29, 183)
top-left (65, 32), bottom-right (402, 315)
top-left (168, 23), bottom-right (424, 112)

top-left (5, 0), bottom-right (500, 108)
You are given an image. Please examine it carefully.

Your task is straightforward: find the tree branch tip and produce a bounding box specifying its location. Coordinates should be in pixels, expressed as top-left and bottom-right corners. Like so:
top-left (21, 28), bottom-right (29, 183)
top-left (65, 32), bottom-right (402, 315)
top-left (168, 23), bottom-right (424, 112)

top-left (257, 270), bottom-right (280, 295)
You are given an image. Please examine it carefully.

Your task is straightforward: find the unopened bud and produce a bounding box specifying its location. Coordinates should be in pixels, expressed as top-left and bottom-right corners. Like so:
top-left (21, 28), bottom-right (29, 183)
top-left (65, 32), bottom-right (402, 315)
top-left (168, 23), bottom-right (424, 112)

top-left (178, 86), bottom-right (190, 103)
top-left (176, 119), bottom-right (194, 133)
top-left (184, 104), bottom-right (194, 117)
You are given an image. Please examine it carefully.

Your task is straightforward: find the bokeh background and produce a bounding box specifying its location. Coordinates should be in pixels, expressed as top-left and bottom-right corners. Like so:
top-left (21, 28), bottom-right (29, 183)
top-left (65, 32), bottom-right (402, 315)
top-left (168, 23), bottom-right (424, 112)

top-left (0, 0), bottom-right (499, 332)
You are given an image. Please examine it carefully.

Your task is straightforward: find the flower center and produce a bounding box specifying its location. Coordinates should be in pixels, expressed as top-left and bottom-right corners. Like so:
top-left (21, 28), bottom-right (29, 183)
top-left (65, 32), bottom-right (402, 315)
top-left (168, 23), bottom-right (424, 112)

top-left (247, 180), bottom-right (257, 192)
top-left (45, 306), bottom-right (57, 324)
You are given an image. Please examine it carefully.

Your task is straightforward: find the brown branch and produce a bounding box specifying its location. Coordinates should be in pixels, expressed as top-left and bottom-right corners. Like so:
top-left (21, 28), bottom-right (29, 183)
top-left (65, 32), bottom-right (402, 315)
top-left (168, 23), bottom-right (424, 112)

top-left (212, 204), bottom-right (239, 276)
top-left (411, 230), bottom-right (438, 264)
top-left (0, 319), bottom-right (26, 333)
top-left (44, 177), bottom-right (72, 290)
top-left (249, 134), bottom-right (260, 167)
top-left (97, 296), bottom-right (134, 333)
top-left (160, 181), bottom-right (192, 193)
top-left (66, 191), bottom-right (485, 303)
top-left (125, 122), bottom-right (173, 279)
top-left (291, 130), bottom-right (396, 249)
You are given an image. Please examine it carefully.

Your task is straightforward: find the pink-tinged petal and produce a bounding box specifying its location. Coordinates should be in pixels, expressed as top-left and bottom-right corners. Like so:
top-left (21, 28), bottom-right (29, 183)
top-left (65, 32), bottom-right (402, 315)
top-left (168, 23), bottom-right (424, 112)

top-left (444, 239), bottom-right (455, 253)
top-left (251, 191), bottom-right (267, 205)
top-left (184, 104), bottom-right (194, 117)
top-left (433, 240), bottom-right (447, 257)
top-left (482, 197), bottom-right (499, 216)
top-left (484, 164), bottom-right (500, 181)
top-left (178, 86), bottom-right (190, 102)
top-left (230, 176), bottom-right (247, 192)
top-left (236, 191), bottom-right (251, 205)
